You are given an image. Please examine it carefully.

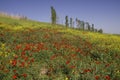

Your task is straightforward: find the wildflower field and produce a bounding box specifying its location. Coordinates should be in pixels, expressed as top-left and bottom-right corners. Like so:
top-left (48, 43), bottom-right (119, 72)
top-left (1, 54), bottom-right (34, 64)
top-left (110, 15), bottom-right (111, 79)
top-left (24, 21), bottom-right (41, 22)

top-left (0, 16), bottom-right (120, 80)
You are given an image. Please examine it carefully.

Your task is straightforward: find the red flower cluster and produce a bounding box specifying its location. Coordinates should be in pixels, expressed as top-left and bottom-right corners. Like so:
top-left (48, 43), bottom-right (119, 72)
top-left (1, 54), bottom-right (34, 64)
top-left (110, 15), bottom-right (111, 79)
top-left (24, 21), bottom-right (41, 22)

top-left (15, 44), bottom-right (22, 50)
top-left (105, 75), bottom-right (110, 80)
top-left (9, 43), bottom-right (37, 79)
top-left (11, 60), bottom-right (17, 66)
top-left (95, 75), bottom-right (100, 80)
top-left (83, 69), bottom-right (92, 73)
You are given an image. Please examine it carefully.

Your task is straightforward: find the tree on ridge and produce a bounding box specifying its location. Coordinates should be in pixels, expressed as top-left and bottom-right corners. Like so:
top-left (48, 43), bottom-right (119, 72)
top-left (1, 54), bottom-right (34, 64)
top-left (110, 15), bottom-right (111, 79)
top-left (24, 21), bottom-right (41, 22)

top-left (65, 16), bottom-right (69, 27)
top-left (51, 6), bottom-right (57, 24)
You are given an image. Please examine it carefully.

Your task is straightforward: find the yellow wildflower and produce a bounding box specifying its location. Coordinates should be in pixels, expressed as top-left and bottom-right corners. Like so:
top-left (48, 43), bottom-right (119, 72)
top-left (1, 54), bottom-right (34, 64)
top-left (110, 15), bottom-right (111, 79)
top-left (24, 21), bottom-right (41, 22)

top-left (65, 77), bottom-right (68, 80)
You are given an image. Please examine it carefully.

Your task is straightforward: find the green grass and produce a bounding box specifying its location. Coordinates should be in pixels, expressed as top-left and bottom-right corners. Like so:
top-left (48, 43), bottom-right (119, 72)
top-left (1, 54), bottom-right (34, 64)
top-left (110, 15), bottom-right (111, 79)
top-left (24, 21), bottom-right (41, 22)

top-left (0, 15), bottom-right (120, 80)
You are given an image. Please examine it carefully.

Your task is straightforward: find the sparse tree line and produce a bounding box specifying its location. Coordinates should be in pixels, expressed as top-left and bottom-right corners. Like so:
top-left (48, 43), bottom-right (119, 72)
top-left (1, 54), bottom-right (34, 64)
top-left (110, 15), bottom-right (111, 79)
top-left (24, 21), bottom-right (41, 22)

top-left (51, 6), bottom-right (103, 33)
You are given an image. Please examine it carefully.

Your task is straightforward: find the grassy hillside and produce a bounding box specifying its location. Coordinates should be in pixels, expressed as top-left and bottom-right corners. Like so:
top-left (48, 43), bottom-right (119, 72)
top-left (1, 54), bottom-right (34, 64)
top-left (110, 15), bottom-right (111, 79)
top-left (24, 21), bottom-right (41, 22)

top-left (0, 16), bottom-right (120, 80)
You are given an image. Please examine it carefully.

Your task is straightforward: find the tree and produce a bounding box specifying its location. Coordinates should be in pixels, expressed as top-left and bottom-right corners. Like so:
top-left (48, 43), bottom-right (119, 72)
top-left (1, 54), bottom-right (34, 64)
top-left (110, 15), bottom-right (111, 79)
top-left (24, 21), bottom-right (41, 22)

top-left (70, 18), bottom-right (73, 28)
top-left (98, 29), bottom-right (103, 33)
top-left (91, 24), bottom-right (94, 32)
top-left (81, 21), bottom-right (85, 30)
top-left (65, 16), bottom-right (69, 27)
top-left (77, 20), bottom-right (81, 29)
top-left (76, 18), bottom-right (79, 28)
top-left (72, 21), bottom-right (75, 28)
top-left (86, 22), bottom-right (90, 31)
top-left (94, 29), bottom-right (98, 32)
top-left (51, 6), bottom-right (56, 24)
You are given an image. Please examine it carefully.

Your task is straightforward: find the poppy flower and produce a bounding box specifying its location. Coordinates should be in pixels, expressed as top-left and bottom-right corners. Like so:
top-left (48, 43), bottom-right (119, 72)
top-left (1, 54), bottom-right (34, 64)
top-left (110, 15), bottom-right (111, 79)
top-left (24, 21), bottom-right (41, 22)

top-left (24, 56), bottom-right (28, 61)
top-left (95, 75), bottom-right (100, 80)
top-left (30, 58), bottom-right (34, 62)
top-left (66, 60), bottom-right (70, 65)
top-left (11, 60), bottom-right (17, 66)
top-left (15, 44), bottom-right (22, 50)
top-left (13, 70), bottom-right (16, 73)
top-left (14, 55), bottom-right (18, 59)
top-left (20, 62), bottom-right (25, 67)
top-left (21, 51), bottom-right (25, 55)
top-left (22, 73), bottom-right (27, 78)
top-left (105, 75), bottom-right (110, 80)
top-left (83, 69), bottom-right (91, 73)
top-left (12, 75), bottom-right (17, 79)
top-left (70, 65), bottom-right (76, 69)
top-left (50, 54), bottom-right (57, 60)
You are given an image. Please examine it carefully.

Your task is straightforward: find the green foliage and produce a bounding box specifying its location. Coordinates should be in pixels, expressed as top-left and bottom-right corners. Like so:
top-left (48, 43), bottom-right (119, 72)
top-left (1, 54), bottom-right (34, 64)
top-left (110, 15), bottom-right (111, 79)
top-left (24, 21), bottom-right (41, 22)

top-left (80, 21), bottom-right (85, 30)
top-left (70, 18), bottom-right (73, 28)
top-left (51, 6), bottom-right (57, 24)
top-left (65, 16), bottom-right (69, 27)
top-left (98, 29), bottom-right (103, 33)
top-left (86, 22), bottom-right (90, 31)
top-left (91, 24), bottom-right (94, 32)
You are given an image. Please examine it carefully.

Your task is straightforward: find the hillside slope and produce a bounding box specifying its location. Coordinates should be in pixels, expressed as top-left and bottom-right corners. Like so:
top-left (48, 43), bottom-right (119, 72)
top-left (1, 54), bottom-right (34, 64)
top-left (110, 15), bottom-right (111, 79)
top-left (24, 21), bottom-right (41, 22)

top-left (0, 16), bottom-right (120, 80)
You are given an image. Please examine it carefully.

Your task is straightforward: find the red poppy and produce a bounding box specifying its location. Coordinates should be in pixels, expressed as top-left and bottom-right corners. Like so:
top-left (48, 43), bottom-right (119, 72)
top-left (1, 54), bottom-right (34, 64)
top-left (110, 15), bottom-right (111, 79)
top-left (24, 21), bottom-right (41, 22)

top-left (21, 55), bottom-right (25, 59)
top-left (24, 56), bottom-right (28, 61)
top-left (95, 61), bottom-right (101, 64)
top-left (4, 69), bottom-right (9, 73)
top-left (70, 65), bottom-right (76, 69)
top-left (105, 63), bottom-right (110, 67)
top-left (28, 61), bottom-right (31, 64)
top-left (22, 73), bottom-right (27, 78)
top-left (21, 51), bottom-right (26, 55)
top-left (30, 58), bottom-right (34, 62)
top-left (66, 60), bottom-right (70, 65)
top-left (83, 69), bottom-right (91, 73)
top-left (24, 44), bottom-right (31, 51)
top-left (12, 60), bottom-right (17, 66)
top-left (13, 70), bottom-right (16, 73)
top-left (14, 55), bottom-right (18, 59)
top-left (12, 75), bottom-right (17, 79)
top-left (95, 75), bottom-right (100, 80)
top-left (105, 75), bottom-right (110, 80)
top-left (71, 54), bottom-right (77, 57)
top-left (76, 48), bottom-right (83, 54)
top-left (15, 44), bottom-right (22, 50)
top-left (50, 54), bottom-right (57, 60)
top-left (20, 62), bottom-right (25, 67)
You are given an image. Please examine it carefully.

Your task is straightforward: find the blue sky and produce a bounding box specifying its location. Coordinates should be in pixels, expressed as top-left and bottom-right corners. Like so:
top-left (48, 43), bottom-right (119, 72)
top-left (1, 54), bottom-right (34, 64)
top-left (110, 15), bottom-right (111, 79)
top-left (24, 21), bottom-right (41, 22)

top-left (0, 0), bottom-right (120, 34)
